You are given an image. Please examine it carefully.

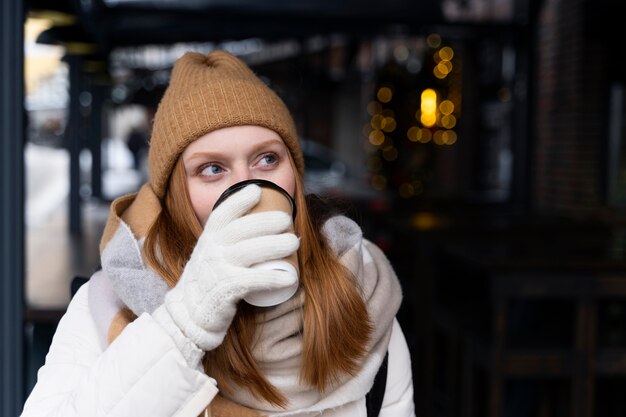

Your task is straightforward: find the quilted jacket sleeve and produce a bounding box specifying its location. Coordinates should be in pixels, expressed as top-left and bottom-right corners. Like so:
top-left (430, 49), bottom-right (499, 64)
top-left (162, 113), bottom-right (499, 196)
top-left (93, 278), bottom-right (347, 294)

top-left (20, 283), bottom-right (218, 417)
top-left (379, 319), bottom-right (416, 417)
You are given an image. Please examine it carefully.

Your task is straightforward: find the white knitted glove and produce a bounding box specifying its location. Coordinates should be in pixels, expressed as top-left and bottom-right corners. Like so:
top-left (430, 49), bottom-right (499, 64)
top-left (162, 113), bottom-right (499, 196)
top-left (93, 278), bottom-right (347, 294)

top-left (153, 184), bottom-right (299, 368)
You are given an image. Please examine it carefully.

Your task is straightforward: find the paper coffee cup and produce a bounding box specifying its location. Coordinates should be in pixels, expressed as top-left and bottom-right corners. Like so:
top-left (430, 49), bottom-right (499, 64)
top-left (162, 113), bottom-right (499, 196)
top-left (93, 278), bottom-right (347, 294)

top-left (213, 179), bottom-right (299, 307)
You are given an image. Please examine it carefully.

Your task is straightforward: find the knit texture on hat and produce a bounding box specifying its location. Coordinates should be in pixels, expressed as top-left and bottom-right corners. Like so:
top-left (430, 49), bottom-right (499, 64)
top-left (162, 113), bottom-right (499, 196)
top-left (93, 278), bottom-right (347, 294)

top-left (148, 50), bottom-right (304, 198)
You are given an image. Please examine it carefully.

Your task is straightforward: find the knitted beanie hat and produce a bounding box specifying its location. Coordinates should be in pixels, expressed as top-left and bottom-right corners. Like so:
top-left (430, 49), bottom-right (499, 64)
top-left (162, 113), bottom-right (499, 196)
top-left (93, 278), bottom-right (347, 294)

top-left (148, 50), bottom-right (304, 199)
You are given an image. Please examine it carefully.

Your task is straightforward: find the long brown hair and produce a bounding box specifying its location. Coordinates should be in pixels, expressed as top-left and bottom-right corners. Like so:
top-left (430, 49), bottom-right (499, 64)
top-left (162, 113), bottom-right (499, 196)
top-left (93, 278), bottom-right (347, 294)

top-left (144, 154), bottom-right (372, 407)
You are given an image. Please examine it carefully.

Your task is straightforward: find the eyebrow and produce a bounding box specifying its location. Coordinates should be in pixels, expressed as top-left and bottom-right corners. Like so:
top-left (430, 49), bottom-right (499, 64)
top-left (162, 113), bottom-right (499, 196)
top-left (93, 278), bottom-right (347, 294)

top-left (184, 138), bottom-right (285, 163)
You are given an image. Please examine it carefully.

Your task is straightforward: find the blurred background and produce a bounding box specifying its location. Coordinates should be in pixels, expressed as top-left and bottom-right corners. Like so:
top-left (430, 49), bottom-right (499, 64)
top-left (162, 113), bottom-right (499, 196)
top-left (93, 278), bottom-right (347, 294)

top-left (2, 0), bottom-right (626, 415)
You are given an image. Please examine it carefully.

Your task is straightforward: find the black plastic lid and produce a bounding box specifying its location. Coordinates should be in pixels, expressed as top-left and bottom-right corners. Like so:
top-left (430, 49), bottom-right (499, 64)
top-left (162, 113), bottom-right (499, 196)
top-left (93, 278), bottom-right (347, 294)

top-left (212, 179), bottom-right (297, 220)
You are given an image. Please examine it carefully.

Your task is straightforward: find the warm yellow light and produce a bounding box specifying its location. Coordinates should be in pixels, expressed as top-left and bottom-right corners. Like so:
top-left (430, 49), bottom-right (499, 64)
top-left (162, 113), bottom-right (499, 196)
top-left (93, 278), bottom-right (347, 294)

top-left (369, 129), bottom-right (385, 146)
top-left (24, 18), bottom-right (64, 95)
top-left (371, 114), bottom-right (384, 130)
top-left (421, 92), bottom-right (437, 109)
top-left (407, 126), bottom-right (419, 142)
top-left (419, 89), bottom-right (439, 127)
top-left (433, 66), bottom-right (446, 79)
top-left (435, 62), bottom-right (452, 78)
top-left (25, 18), bottom-right (53, 42)
top-left (441, 114), bottom-right (457, 129)
top-left (29, 10), bottom-right (76, 26)
top-left (412, 213), bottom-right (445, 230)
top-left (433, 130), bottom-right (444, 145)
top-left (377, 87), bottom-right (393, 103)
top-left (442, 130), bottom-right (457, 145)
top-left (439, 100), bottom-right (455, 115)
top-left (382, 117), bottom-right (396, 132)
top-left (439, 46), bottom-right (454, 61)
top-left (420, 113), bottom-right (437, 126)
top-left (418, 128), bottom-right (432, 143)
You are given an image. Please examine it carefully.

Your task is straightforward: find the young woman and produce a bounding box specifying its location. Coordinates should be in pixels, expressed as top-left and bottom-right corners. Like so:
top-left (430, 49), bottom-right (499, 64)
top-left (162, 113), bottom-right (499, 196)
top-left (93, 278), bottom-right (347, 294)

top-left (21, 50), bottom-right (414, 417)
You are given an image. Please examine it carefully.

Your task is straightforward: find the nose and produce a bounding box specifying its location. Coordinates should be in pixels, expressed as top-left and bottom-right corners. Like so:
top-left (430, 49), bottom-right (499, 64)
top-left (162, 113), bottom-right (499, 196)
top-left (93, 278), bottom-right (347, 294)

top-left (231, 166), bottom-right (253, 184)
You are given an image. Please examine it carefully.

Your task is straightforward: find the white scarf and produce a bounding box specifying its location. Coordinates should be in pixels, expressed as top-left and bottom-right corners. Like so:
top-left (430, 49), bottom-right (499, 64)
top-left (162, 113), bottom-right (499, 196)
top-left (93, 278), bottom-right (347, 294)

top-left (93, 215), bottom-right (403, 415)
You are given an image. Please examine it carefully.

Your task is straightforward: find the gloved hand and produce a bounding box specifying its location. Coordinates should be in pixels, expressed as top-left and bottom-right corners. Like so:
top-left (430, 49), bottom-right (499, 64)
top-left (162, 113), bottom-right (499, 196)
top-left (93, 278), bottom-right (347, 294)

top-left (152, 184), bottom-right (299, 369)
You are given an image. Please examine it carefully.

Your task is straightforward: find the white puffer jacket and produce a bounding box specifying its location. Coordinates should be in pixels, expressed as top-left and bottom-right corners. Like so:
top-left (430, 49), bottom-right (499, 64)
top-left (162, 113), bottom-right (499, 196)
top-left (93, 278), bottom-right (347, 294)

top-left (21, 214), bottom-right (415, 417)
top-left (20, 283), bottom-right (414, 416)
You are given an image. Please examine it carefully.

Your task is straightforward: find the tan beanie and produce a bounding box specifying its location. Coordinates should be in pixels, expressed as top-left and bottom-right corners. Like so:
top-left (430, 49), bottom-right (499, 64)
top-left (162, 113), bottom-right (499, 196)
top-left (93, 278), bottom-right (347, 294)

top-left (148, 50), bottom-right (304, 199)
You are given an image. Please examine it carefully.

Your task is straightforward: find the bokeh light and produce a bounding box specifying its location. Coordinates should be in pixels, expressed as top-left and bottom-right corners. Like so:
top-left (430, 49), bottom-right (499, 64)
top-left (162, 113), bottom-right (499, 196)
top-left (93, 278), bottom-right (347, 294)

top-left (420, 88), bottom-right (437, 127)
top-left (369, 129), bottom-right (385, 146)
top-left (439, 46), bottom-right (454, 61)
top-left (427, 33), bottom-right (442, 49)
top-left (377, 87), bottom-right (393, 103)
top-left (439, 100), bottom-right (454, 115)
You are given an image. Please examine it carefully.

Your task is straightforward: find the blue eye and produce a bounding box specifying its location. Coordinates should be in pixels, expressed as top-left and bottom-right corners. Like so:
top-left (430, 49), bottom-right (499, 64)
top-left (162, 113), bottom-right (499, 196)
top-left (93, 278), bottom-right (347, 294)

top-left (260, 153), bottom-right (278, 166)
top-left (200, 164), bottom-right (223, 176)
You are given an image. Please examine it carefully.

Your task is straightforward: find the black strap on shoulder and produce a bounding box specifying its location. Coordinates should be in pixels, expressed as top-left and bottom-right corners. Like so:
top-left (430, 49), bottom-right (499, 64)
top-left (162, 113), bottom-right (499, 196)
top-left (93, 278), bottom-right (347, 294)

top-left (365, 351), bottom-right (389, 417)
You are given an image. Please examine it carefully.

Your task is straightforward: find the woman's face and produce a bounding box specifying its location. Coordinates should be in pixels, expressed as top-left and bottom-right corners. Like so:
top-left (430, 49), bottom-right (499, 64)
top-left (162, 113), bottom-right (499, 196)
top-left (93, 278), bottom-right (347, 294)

top-left (182, 125), bottom-right (296, 225)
